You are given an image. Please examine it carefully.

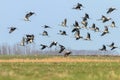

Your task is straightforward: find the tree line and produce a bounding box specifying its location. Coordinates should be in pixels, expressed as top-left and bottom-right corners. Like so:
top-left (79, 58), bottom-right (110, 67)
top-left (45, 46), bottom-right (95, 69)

top-left (0, 43), bottom-right (118, 55)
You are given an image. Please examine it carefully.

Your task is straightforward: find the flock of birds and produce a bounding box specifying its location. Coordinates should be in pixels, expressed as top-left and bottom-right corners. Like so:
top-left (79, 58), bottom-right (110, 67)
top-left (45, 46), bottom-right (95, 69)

top-left (7, 2), bottom-right (119, 56)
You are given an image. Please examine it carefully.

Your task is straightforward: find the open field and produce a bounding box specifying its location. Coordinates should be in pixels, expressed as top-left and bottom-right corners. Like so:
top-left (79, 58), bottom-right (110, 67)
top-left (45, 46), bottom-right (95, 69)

top-left (0, 57), bottom-right (120, 62)
top-left (0, 55), bottom-right (120, 62)
top-left (0, 55), bottom-right (120, 80)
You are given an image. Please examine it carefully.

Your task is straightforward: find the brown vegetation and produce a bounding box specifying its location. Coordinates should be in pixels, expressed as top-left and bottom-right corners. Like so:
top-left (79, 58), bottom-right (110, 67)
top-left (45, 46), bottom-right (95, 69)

top-left (0, 57), bottom-right (120, 63)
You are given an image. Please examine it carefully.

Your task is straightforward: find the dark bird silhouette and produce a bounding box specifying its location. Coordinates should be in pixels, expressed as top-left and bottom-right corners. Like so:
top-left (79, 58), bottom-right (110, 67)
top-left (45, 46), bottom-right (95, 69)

top-left (89, 23), bottom-right (96, 31)
top-left (107, 42), bottom-right (118, 50)
top-left (49, 41), bottom-right (57, 48)
top-left (73, 21), bottom-right (80, 29)
top-left (24, 12), bottom-right (35, 21)
top-left (84, 32), bottom-right (91, 40)
top-left (101, 26), bottom-right (109, 36)
top-left (59, 45), bottom-right (65, 53)
top-left (42, 25), bottom-right (51, 28)
top-left (82, 13), bottom-right (90, 20)
top-left (72, 3), bottom-right (83, 10)
top-left (110, 21), bottom-right (116, 28)
top-left (107, 42), bottom-right (114, 47)
top-left (40, 44), bottom-right (48, 50)
top-left (41, 31), bottom-right (48, 36)
top-left (85, 13), bottom-right (90, 19)
top-left (8, 27), bottom-right (16, 33)
top-left (64, 51), bottom-right (72, 57)
top-left (58, 30), bottom-right (67, 36)
top-left (107, 7), bottom-right (116, 14)
top-left (95, 27), bottom-right (100, 32)
top-left (89, 23), bottom-right (100, 32)
top-left (61, 18), bottom-right (67, 27)
top-left (26, 34), bottom-right (34, 44)
top-left (74, 30), bottom-right (83, 40)
top-left (111, 46), bottom-right (118, 50)
top-left (99, 45), bottom-right (107, 51)
top-left (98, 15), bottom-right (111, 23)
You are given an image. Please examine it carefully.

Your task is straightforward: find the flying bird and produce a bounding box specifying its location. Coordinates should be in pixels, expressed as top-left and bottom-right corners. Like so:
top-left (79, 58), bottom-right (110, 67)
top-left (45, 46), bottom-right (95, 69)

top-left (61, 18), bottom-right (67, 27)
top-left (59, 44), bottom-right (65, 53)
top-left (99, 45), bottom-right (107, 51)
top-left (73, 21), bottom-right (80, 29)
top-left (49, 41), bottom-right (57, 48)
top-left (42, 25), bottom-right (51, 28)
top-left (58, 30), bottom-right (67, 36)
top-left (40, 31), bottom-right (49, 36)
top-left (107, 7), bottom-right (116, 14)
top-left (95, 27), bottom-right (100, 32)
top-left (101, 26), bottom-right (109, 36)
top-left (84, 32), bottom-right (91, 40)
top-left (40, 44), bottom-right (48, 50)
top-left (89, 23), bottom-right (96, 31)
top-left (72, 3), bottom-right (83, 10)
top-left (107, 42), bottom-right (114, 47)
top-left (98, 15), bottom-right (111, 23)
top-left (107, 42), bottom-right (118, 50)
top-left (24, 12), bottom-right (35, 21)
top-left (8, 27), bottom-right (16, 33)
top-left (26, 34), bottom-right (34, 44)
top-left (89, 23), bottom-right (100, 32)
top-left (85, 13), bottom-right (90, 19)
top-left (74, 30), bottom-right (83, 40)
top-left (64, 51), bottom-right (72, 57)
top-left (82, 13), bottom-right (90, 20)
top-left (110, 21), bottom-right (116, 28)
top-left (111, 46), bottom-right (118, 50)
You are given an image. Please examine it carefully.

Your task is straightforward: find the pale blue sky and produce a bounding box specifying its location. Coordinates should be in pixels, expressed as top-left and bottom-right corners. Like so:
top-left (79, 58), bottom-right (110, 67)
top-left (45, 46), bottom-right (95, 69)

top-left (0, 0), bottom-right (120, 52)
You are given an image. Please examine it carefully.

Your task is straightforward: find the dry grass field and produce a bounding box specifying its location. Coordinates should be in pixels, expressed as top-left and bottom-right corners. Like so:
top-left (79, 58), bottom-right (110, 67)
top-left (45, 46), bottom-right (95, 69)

top-left (0, 57), bottom-right (120, 63)
top-left (0, 55), bottom-right (120, 63)
top-left (0, 55), bottom-right (120, 80)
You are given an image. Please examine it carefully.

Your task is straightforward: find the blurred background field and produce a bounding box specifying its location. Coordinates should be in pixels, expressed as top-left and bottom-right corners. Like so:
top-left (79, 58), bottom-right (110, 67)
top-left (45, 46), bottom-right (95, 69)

top-left (0, 55), bottom-right (120, 80)
top-left (0, 54), bottom-right (120, 60)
